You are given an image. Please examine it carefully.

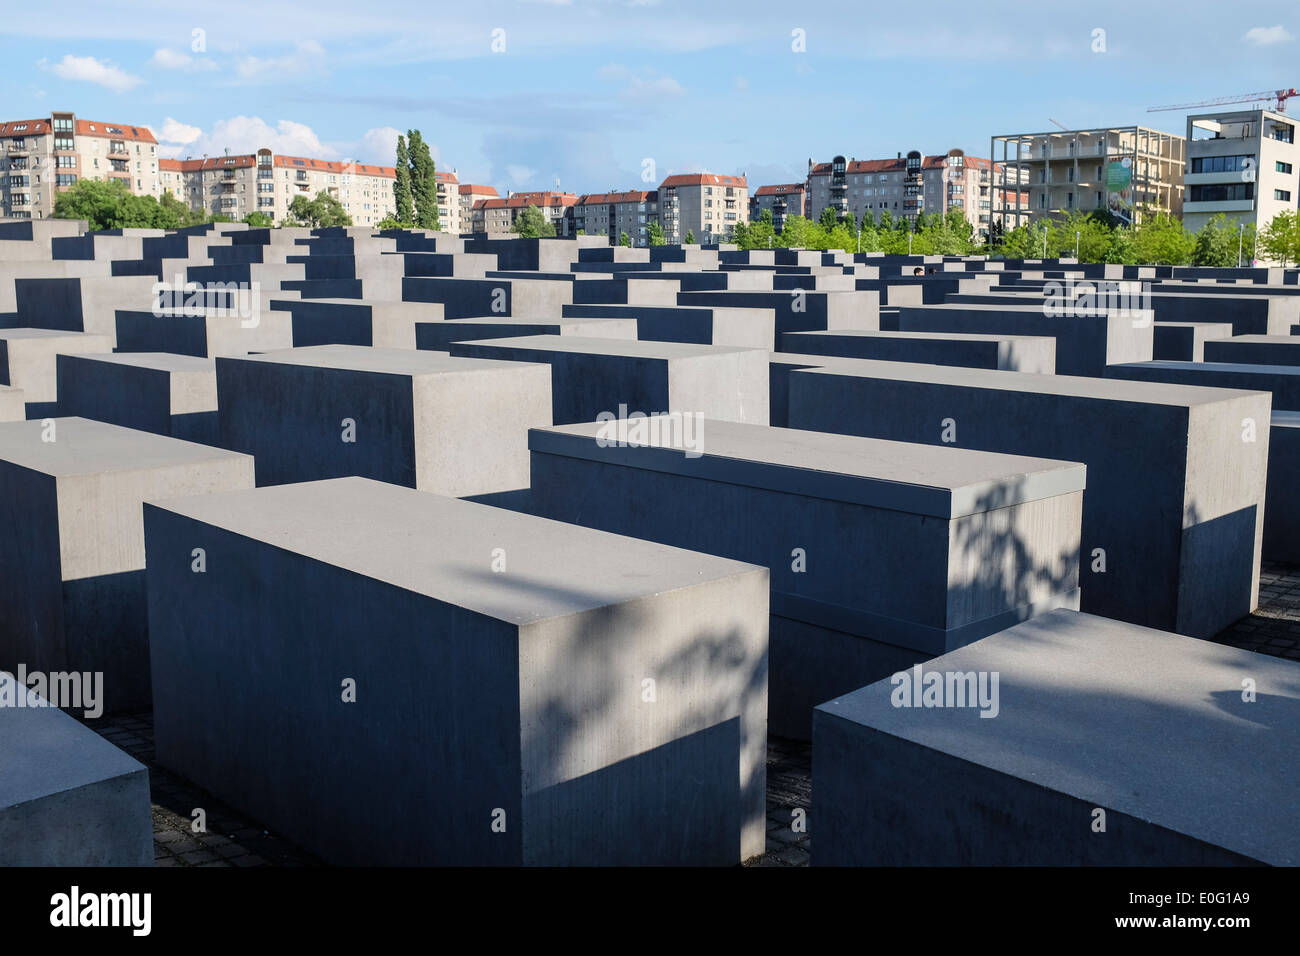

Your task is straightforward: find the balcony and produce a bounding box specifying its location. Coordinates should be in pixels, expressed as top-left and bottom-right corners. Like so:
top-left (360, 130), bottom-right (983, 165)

top-left (108, 144), bottom-right (129, 159)
top-left (6, 143), bottom-right (29, 154)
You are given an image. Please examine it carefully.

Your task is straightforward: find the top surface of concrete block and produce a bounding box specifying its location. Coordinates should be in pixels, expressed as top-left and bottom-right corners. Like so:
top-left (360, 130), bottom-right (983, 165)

top-left (0, 671), bottom-right (146, 809)
top-left (799, 359), bottom-right (1264, 409)
top-left (785, 329), bottom-right (1052, 345)
top-left (0, 328), bottom-right (104, 343)
top-left (64, 351), bottom-right (215, 374)
top-left (452, 334), bottom-right (763, 362)
top-left (816, 608), bottom-right (1300, 865)
top-left (532, 418), bottom-right (1085, 518)
top-left (150, 477), bottom-right (763, 626)
top-left (0, 417), bottom-right (246, 478)
top-left (225, 344), bottom-right (536, 377)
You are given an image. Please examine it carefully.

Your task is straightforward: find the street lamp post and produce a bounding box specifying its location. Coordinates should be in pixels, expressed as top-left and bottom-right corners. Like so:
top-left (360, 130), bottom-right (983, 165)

top-left (1075, 231), bottom-right (1080, 259)
top-left (1238, 223), bottom-right (1245, 268)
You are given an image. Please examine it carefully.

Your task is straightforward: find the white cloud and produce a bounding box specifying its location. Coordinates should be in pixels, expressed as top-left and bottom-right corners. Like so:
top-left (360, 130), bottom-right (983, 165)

top-left (597, 63), bottom-right (684, 100)
top-left (506, 164), bottom-right (537, 186)
top-left (235, 40), bottom-right (326, 82)
top-left (41, 54), bottom-right (141, 92)
top-left (149, 48), bottom-right (218, 72)
top-left (1243, 25), bottom-right (1293, 45)
top-left (357, 126), bottom-right (410, 165)
top-left (734, 75), bottom-right (749, 91)
top-left (156, 115), bottom-right (337, 160)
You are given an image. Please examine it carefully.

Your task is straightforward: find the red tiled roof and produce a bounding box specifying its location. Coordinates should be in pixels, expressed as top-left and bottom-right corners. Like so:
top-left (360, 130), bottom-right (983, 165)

top-left (659, 173), bottom-right (747, 189)
top-left (459, 184), bottom-right (499, 197)
top-left (577, 190), bottom-right (654, 205)
top-left (159, 159), bottom-right (184, 171)
top-left (435, 170), bottom-right (459, 184)
top-left (0, 118), bottom-right (156, 143)
top-left (809, 155), bottom-right (993, 176)
top-left (273, 155), bottom-right (395, 178)
top-left (476, 192), bottom-right (578, 210)
top-left (754, 184), bottom-right (805, 196)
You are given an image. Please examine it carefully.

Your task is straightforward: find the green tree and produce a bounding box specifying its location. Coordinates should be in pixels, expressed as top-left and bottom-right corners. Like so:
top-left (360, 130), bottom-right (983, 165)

top-left (724, 220), bottom-right (744, 248)
top-left (393, 135), bottom-right (413, 225)
top-left (646, 220), bottom-right (666, 246)
top-left (684, 229), bottom-right (695, 244)
top-left (288, 191), bottom-right (353, 228)
top-left (511, 204), bottom-right (556, 238)
top-left (377, 215), bottom-right (407, 229)
top-left (242, 211), bottom-right (274, 228)
top-left (1257, 209), bottom-right (1299, 267)
top-left (1130, 211), bottom-right (1195, 265)
top-left (52, 178), bottom-right (132, 230)
top-left (407, 130), bottom-right (439, 230)
top-left (620, 231), bottom-right (632, 247)
top-left (818, 206), bottom-right (839, 230)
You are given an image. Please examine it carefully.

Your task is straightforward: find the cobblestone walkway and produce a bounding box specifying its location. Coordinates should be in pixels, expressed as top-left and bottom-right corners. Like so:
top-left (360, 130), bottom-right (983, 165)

top-left (88, 561), bottom-right (1300, 867)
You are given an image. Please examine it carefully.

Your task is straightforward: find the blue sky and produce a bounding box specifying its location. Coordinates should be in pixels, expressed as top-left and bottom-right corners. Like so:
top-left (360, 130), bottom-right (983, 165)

top-left (1, 0), bottom-right (1298, 193)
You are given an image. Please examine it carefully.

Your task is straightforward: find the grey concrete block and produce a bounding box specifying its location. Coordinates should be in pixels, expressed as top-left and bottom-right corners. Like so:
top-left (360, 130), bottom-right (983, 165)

top-left (779, 329), bottom-right (1056, 373)
top-left (814, 608), bottom-right (1300, 866)
top-left (56, 352), bottom-right (219, 445)
top-left (114, 307), bottom-right (294, 358)
top-left (1265, 411), bottom-right (1300, 562)
top-left (0, 672), bottom-right (153, 866)
top-left (897, 303), bottom-right (1153, 377)
top-left (217, 345), bottom-right (552, 496)
top-left (529, 418), bottom-right (1084, 738)
top-left (1203, 334), bottom-right (1300, 366)
top-left (676, 289), bottom-right (879, 334)
top-left (0, 385), bottom-right (23, 422)
top-left (0, 328), bottom-right (113, 413)
top-left (415, 316), bottom-right (636, 352)
top-left (450, 335), bottom-right (769, 425)
top-left (144, 477), bottom-right (768, 865)
top-left (562, 304), bottom-right (777, 350)
top-left (0, 418), bottom-right (255, 712)
top-left (788, 361), bottom-right (1270, 639)
top-left (1153, 321), bottom-right (1234, 361)
top-left (269, 298), bottom-right (444, 349)
top-left (1107, 359), bottom-right (1300, 411)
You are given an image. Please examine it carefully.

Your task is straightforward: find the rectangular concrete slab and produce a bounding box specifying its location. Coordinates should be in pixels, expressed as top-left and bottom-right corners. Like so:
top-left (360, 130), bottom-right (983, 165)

top-left (529, 418), bottom-right (1084, 738)
top-left (144, 476), bottom-right (769, 865)
top-left (0, 328), bottom-right (113, 412)
top-left (0, 671), bottom-right (153, 866)
top-left (0, 417), bottom-right (255, 712)
top-left (217, 344), bottom-right (552, 496)
top-left (814, 608), bottom-right (1300, 866)
top-left (414, 315), bottom-right (637, 352)
top-left (56, 352), bottom-right (219, 445)
top-left (449, 334), bottom-right (769, 426)
top-left (788, 360), bottom-right (1270, 639)
top-left (779, 329), bottom-right (1057, 374)
top-left (1107, 359), bottom-right (1300, 411)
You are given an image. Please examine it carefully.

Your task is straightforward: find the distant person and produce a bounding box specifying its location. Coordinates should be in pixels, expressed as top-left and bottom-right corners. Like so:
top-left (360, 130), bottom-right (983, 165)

top-left (912, 267), bottom-right (923, 276)
top-left (926, 266), bottom-right (938, 275)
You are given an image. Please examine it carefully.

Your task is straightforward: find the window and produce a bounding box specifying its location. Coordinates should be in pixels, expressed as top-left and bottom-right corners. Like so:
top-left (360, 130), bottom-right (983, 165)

top-left (56, 155), bottom-right (75, 168)
top-left (53, 137), bottom-right (74, 151)
top-left (1275, 189), bottom-right (1292, 201)
top-left (1271, 123), bottom-right (1295, 144)
top-left (1067, 167), bottom-right (1074, 182)
top-left (1277, 161), bottom-right (1294, 174)
top-left (1189, 155), bottom-right (1253, 174)
top-left (52, 118), bottom-right (72, 132)
top-left (1187, 183), bottom-right (1255, 202)
top-left (56, 174), bottom-right (77, 186)
top-left (8, 175), bottom-right (29, 187)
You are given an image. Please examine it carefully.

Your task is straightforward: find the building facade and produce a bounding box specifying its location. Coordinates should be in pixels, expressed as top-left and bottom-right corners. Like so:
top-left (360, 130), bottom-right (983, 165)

top-left (458, 184), bottom-right (498, 234)
top-left (434, 170), bottom-right (459, 233)
top-left (805, 150), bottom-right (1007, 237)
top-left (750, 184), bottom-right (806, 232)
top-left (471, 191), bottom-right (578, 236)
top-left (573, 190), bottom-right (658, 245)
top-left (1182, 109), bottom-right (1299, 247)
top-left (657, 173), bottom-right (748, 244)
top-left (0, 110), bottom-right (160, 219)
top-left (990, 126), bottom-right (1185, 228)
top-left (159, 149), bottom-right (396, 225)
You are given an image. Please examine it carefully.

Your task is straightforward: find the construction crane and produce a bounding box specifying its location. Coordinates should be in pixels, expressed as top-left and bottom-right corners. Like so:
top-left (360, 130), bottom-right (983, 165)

top-left (1148, 88), bottom-right (1299, 114)
top-left (1048, 118), bottom-right (1069, 130)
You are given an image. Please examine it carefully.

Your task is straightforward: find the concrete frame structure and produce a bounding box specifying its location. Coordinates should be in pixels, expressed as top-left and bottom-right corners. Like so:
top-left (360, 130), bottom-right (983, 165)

top-left (990, 125), bottom-right (1185, 229)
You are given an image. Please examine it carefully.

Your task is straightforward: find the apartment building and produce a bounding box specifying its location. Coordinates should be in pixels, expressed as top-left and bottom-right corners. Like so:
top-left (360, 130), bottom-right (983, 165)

top-left (471, 191), bottom-right (578, 236)
top-left (990, 126), bottom-right (1185, 228)
top-left (434, 170), bottom-right (459, 233)
top-left (750, 184), bottom-right (806, 231)
top-left (0, 110), bottom-right (160, 219)
top-left (1182, 109), bottom-right (1299, 246)
top-left (658, 173), bottom-right (748, 244)
top-left (458, 184), bottom-right (498, 234)
top-left (160, 149), bottom-right (396, 225)
top-left (574, 190), bottom-right (658, 245)
top-left (805, 150), bottom-right (1007, 237)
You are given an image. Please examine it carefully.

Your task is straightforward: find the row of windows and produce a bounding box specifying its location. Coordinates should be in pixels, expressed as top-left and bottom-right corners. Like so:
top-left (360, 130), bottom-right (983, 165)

top-left (1187, 183), bottom-right (1255, 202)
top-left (1189, 154), bottom-right (1253, 174)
